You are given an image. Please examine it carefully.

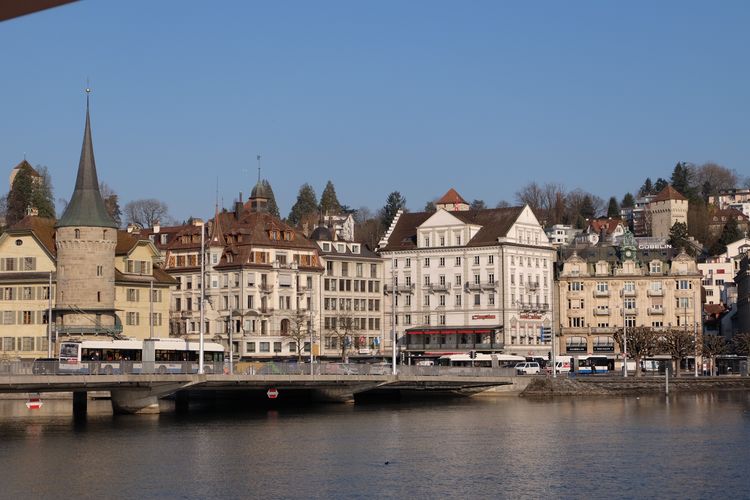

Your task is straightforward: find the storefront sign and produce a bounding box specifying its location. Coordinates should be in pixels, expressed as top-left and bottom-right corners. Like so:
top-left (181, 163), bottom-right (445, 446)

top-left (471, 314), bottom-right (496, 320)
top-left (520, 314), bottom-right (543, 320)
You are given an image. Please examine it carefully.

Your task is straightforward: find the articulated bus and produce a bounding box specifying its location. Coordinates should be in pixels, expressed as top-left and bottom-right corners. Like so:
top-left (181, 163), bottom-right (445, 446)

top-left (58, 338), bottom-right (225, 374)
top-left (437, 353), bottom-right (526, 368)
top-left (574, 355), bottom-right (610, 374)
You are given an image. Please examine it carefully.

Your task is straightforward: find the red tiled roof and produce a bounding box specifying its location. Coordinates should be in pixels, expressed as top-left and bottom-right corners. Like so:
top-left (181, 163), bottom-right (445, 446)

top-left (589, 218), bottom-right (623, 235)
top-left (8, 215), bottom-right (56, 255)
top-left (651, 185), bottom-right (687, 203)
top-left (436, 188), bottom-right (468, 206)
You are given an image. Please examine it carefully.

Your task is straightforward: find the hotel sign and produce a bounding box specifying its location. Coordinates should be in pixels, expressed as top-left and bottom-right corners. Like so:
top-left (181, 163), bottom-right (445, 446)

top-left (638, 244), bottom-right (672, 250)
top-left (471, 314), bottom-right (496, 320)
top-left (520, 314), bottom-right (543, 320)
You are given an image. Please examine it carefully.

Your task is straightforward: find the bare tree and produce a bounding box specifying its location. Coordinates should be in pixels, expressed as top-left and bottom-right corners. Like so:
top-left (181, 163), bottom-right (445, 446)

top-left (694, 163), bottom-right (738, 200)
top-left (658, 328), bottom-right (695, 377)
top-left (328, 310), bottom-right (359, 362)
top-left (282, 309), bottom-right (312, 362)
top-left (731, 332), bottom-right (750, 356)
top-left (124, 198), bottom-right (172, 228)
top-left (613, 326), bottom-right (658, 377)
top-left (701, 335), bottom-right (728, 376)
top-left (515, 182), bottom-right (544, 213)
top-left (542, 183), bottom-right (567, 226)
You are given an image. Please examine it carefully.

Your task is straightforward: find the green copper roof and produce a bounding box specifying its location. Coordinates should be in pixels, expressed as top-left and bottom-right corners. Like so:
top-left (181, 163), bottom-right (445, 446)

top-left (56, 101), bottom-right (118, 229)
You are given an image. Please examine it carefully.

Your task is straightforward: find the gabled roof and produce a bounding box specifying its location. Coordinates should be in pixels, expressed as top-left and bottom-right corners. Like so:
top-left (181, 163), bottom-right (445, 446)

top-left (436, 188), bottom-right (468, 206)
top-left (208, 205), bottom-right (227, 247)
top-left (588, 218), bottom-right (624, 235)
top-left (12, 159), bottom-right (41, 177)
top-left (56, 98), bottom-right (117, 229)
top-left (378, 206), bottom-right (525, 252)
top-left (7, 215), bottom-right (56, 256)
top-left (651, 185), bottom-right (687, 203)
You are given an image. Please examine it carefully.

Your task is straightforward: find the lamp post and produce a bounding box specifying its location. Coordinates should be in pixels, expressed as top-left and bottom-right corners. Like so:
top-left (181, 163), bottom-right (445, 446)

top-left (47, 271), bottom-right (53, 358)
top-left (391, 264), bottom-right (397, 375)
top-left (694, 286), bottom-right (699, 377)
top-left (309, 287), bottom-right (314, 376)
top-left (196, 218), bottom-right (205, 375)
top-left (622, 293), bottom-right (628, 378)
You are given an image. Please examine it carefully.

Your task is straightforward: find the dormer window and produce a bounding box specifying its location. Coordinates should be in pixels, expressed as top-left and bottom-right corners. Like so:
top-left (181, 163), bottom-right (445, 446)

top-left (351, 244), bottom-right (360, 254)
top-left (337, 244), bottom-right (345, 253)
top-left (424, 237), bottom-right (430, 247)
top-left (322, 243), bottom-right (331, 252)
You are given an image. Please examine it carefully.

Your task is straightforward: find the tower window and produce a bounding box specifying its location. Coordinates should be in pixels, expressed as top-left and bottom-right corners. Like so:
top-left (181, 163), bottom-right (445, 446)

top-left (103, 229), bottom-right (107, 239)
top-left (75, 229), bottom-right (81, 239)
top-left (97, 291), bottom-right (101, 302)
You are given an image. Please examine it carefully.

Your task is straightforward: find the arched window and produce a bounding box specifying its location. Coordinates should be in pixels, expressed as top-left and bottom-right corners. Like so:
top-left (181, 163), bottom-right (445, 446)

top-left (280, 318), bottom-right (290, 335)
top-left (74, 229), bottom-right (81, 239)
top-left (103, 229), bottom-right (107, 239)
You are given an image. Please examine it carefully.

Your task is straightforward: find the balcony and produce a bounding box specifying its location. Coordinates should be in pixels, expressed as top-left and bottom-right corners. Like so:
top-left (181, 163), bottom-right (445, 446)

top-left (481, 281), bottom-right (498, 290)
top-left (593, 307), bottom-right (610, 316)
top-left (518, 302), bottom-right (549, 312)
top-left (624, 307), bottom-right (638, 315)
top-left (427, 283), bottom-right (449, 293)
top-left (620, 289), bottom-right (637, 298)
top-left (259, 284), bottom-right (274, 293)
top-left (648, 307), bottom-right (664, 315)
top-left (465, 282), bottom-right (483, 291)
top-left (385, 284), bottom-right (415, 294)
top-left (259, 307), bottom-right (275, 315)
top-left (296, 285), bottom-right (310, 295)
top-left (526, 281), bottom-right (539, 291)
top-left (647, 288), bottom-right (664, 297)
top-left (593, 289), bottom-right (610, 298)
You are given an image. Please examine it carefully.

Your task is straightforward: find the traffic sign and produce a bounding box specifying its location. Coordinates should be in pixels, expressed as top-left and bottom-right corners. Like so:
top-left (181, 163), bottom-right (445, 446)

top-left (266, 388), bottom-right (279, 399)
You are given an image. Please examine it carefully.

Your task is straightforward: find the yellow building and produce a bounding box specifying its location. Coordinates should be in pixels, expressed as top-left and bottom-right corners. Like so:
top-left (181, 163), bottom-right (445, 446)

top-left (0, 216), bottom-right (175, 360)
top-left (556, 231), bottom-right (702, 361)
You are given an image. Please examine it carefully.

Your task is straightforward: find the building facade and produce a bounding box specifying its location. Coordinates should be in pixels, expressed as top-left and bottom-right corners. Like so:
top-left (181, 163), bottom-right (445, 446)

top-left (310, 224), bottom-right (386, 360)
top-left (161, 183), bottom-right (324, 361)
top-left (709, 188), bottom-right (750, 218)
top-left (556, 232), bottom-right (702, 361)
top-left (735, 251), bottom-right (750, 334)
top-left (378, 189), bottom-right (556, 362)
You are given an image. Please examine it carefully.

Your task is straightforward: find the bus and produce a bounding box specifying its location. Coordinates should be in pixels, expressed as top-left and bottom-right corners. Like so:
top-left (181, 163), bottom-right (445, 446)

top-left (58, 338), bottom-right (225, 374)
top-left (437, 353), bottom-right (526, 368)
top-left (575, 355), bottom-right (610, 374)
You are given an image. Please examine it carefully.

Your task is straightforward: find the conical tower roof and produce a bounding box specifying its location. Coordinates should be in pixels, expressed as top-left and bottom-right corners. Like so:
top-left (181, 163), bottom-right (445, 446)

top-left (209, 205), bottom-right (226, 247)
top-left (56, 96), bottom-right (117, 229)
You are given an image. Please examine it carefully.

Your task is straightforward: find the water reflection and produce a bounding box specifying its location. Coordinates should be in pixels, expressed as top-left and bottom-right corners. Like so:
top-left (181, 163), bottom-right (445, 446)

top-left (0, 393), bottom-right (748, 499)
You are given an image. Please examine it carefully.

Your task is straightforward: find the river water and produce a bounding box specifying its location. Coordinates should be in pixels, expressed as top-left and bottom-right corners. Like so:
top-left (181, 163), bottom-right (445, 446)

top-left (1, 392), bottom-right (748, 499)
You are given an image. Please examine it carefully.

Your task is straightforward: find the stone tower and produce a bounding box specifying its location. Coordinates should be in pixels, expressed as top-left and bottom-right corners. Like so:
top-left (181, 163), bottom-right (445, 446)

top-left (55, 95), bottom-right (119, 336)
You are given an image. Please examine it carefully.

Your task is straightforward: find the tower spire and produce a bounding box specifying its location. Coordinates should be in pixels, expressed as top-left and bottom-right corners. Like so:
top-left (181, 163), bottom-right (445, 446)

top-left (56, 89), bottom-right (117, 228)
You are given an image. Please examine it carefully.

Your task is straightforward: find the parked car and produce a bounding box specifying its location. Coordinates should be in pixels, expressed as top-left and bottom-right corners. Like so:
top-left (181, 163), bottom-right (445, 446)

top-left (515, 362), bottom-right (541, 375)
top-left (545, 360), bottom-right (571, 374)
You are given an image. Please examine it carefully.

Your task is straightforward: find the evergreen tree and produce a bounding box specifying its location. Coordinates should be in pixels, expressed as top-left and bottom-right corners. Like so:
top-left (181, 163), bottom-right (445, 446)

top-left (6, 166), bottom-right (35, 226)
top-left (654, 178), bottom-right (669, 193)
top-left (607, 196), bottom-right (620, 217)
top-left (100, 182), bottom-right (122, 227)
top-left (288, 183), bottom-right (318, 226)
top-left (424, 201), bottom-right (437, 212)
top-left (670, 162), bottom-right (695, 199)
top-left (380, 191), bottom-right (407, 230)
top-left (667, 222), bottom-right (691, 254)
top-left (470, 199), bottom-right (487, 210)
top-left (262, 180), bottom-right (281, 219)
top-left (710, 217), bottom-right (745, 255)
top-left (621, 192), bottom-right (635, 208)
top-left (31, 165), bottom-right (55, 219)
top-left (638, 178), bottom-right (654, 197)
top-left (579, 195), bottom-right (596, 219)
top-left (319, 180), bottom-right (342, 215)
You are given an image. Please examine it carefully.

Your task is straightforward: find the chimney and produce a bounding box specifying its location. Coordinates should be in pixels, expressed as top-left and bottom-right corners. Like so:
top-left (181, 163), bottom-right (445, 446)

top-left (234, 192), bottom-right (243, 220)
top-left (153, 221), bottom-right (161, 233)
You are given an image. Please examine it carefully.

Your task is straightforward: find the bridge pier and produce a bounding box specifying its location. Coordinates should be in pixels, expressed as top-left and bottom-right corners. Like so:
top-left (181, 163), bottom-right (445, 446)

top-left (73, 391), bottom-right (88, 418)
top-left (312, 387), bottom-right (355, 403)
top-left (110, 388), bottom-right (161, 414)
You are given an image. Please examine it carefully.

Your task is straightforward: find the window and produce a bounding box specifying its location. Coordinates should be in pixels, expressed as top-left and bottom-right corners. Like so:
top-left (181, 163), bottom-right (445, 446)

top-left (455, 274), bottom-right (462, 286)
top-left (456, 234), bottom-right (461, 245)
top-left (126, 312), bottom-right (140, 326)
top-left (489, 293), bottom-right (495, 305)
top-left (473, 256), bottom-right (480, 265)
top-left (273, 342), bottom-right (282, 353)
top-left (423, 295), bottom-right (430, 306)
top-left (424, 236), bottom-right (430, 247)
top-left (624, 281), bottom-right (636, 293)
top-left (596, 282), bottom-right (608, 293)
top-left (23, 257), bottom-right (36, 271)
top-left (126, 289), bottom-right (139, 302)
top-left (96, 265), bottom-right (103, 276)
top-left (650, 261), bottom-right (662, 274)
top-left (488, 273), bottom-right (495, 284)
top-left (440, 236), bottom-right (445, 246)
top-left (474, 294), bottom-right (481, 306)
top-left (439, 257), bottom-right (445, 267)
top-left (424, 258), bottom-right (430, 268)
top-left (568, 282), bottom-right (583, 291)
top-left (488, 255), bottom-right (494, 264)
top-left (474, 274), bottom-right (480, 285)
top-left (625, 316), bottom-right (636, 328)
top-left (455, 295), bottom-right (462, 306)
top-left (439, 295), bottom-right (446, 306)
top-left (677, 280), bottom-right (692, 290)
top-left (569, 317), bottom-right (584, 328)
top-left (370, 264), bottom-right (377, 277)
top-left (246, 342), bottom-right (256, 353)
top-left (455, 257), bottom-right (461, 266)
top-left (23, 311), bottom-right (34, 324)
top-left (405, 258), bottom-right (411, 268)
top-left (260, 342), bottom-right (270, 353)
top-left (75, 229), bottom-right (80, 239)
top-left (624, 298), bottom-right (636, 310)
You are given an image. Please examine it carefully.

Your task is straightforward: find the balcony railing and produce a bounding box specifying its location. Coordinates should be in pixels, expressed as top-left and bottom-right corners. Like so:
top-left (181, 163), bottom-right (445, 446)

top-left (624, 307), bottom-right (638, 315)
top-left (593, 289), bottom-right (610, 298)
top-left (465, 282), bottom-right (483, 291)
top-left (648, 307), bottom-right (664, 315)
top-left (647, 289), bottom-right (664, 297)
top-left (427, 283), bottom-right (449, 293)
top-left (481, 281), bottom-right (498, 290)
top-left (517, 302), bottom-right (549, 312)
top-left (526, 281), bottom-right (539, 291)
top-left (385, 284), bottom-right (415, 294)
top-left (620, 289), bottom-right (637, 297)
top-left (593, 307), bottom-right (610, 316)
top-left (259, 284), bottom-right (274, 293)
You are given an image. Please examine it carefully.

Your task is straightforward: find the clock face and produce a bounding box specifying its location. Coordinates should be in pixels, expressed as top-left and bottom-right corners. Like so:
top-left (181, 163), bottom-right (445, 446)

top-left (625, 249), bottom-right (633, 258)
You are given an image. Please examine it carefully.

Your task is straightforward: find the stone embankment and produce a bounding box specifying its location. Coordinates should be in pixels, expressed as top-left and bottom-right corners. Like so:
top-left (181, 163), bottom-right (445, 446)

top-left (521, 375), bottom-right (750, 397)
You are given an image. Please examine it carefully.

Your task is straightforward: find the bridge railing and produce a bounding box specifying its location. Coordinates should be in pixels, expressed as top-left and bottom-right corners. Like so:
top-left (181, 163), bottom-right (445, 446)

top-left (1, 360), bottom-right (517, 377)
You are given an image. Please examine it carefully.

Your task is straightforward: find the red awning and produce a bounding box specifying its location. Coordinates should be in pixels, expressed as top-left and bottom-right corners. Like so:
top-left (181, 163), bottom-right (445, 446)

top-left (407, 328), bottom-right (494, 335)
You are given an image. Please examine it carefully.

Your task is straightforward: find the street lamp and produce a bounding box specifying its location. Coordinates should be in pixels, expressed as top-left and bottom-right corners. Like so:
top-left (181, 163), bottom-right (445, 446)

top-left (194, 218), bottom-right (205, 374)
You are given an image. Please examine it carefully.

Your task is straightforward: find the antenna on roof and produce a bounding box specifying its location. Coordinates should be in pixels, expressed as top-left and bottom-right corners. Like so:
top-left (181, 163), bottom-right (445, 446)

top-left (256, 154), bottom-right (262, 183)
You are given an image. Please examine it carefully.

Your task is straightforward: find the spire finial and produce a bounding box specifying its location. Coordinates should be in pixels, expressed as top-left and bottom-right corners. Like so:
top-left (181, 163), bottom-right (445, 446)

top-left (85, 78), bottom-right (91, 109)
top-left (256, 154), bottom-right (261, 183)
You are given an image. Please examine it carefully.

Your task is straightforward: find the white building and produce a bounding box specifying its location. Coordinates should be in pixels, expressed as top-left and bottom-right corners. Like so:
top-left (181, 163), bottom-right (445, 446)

top-left (378, 188), bottom-right (556, 361)
top-left (709, 189), bottom-right (750, 218)
top-left (545, 224), bottom-right (580, 246)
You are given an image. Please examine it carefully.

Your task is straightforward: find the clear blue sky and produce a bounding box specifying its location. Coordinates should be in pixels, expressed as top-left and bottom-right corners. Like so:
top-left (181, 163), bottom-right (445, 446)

top-left (2, 1), bottom-right (749, 223)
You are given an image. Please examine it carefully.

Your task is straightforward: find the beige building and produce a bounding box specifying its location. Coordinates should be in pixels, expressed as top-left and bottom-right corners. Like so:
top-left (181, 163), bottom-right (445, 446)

top-left (0, 217), bottom-right (174, 360)
top-left (156, 181), bottom-right (324, 361)
top-left (648, 185), bottom-right (688, 238)
top-left (310, 223), bottom-right (386, 360)
top-left (556, 231), bottom-right (702, 363)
